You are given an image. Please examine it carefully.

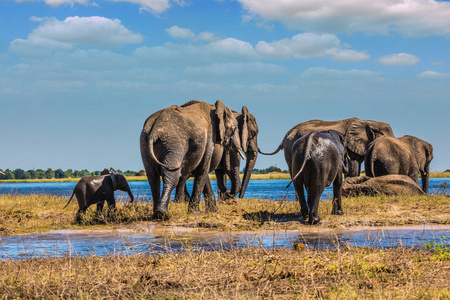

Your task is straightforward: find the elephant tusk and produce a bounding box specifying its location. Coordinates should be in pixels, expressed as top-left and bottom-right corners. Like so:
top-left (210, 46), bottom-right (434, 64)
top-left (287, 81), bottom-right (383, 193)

top-left (238, 149), bottom-right (245, 160)
top-left (346, 154), bottom-right (351, 160)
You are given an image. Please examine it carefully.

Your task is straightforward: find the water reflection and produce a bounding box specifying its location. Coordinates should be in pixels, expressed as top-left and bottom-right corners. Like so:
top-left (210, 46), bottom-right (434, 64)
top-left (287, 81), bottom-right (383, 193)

top-left (0, 225), bottom-right (448, 261)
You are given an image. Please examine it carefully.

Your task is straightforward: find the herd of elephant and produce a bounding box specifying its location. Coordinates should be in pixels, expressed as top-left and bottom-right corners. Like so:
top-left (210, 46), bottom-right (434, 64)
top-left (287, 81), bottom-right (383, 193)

top-left (68, 100), bottom-right (433, 225)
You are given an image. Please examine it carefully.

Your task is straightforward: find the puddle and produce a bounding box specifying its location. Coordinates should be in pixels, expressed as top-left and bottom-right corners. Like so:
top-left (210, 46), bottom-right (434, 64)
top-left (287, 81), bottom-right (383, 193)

top-left (0, 225), bottom-right (448, 261)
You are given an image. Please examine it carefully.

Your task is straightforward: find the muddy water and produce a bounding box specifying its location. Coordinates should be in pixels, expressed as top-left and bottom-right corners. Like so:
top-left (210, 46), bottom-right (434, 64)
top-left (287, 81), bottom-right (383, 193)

top-left (0, 225), bottom-right (448, 261)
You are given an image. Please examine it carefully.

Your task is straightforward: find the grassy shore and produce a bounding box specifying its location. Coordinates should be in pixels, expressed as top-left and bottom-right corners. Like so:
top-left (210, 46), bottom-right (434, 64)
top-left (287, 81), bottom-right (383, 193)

top-left (1, 171), bottom-right (449, 183)
top-left (0, 194), bottom-right (449, 298)
top-left (1, 193), bottom-right (449, 235)
top-left (0, 245), bottom-right (448, 299)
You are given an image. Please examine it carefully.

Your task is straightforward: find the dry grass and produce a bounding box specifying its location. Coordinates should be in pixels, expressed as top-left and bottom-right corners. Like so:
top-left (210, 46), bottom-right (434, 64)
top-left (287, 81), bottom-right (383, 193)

top-left (1, 193), bottom-right (449, 235)
top-left (0, 245), bottom-right (448, 299)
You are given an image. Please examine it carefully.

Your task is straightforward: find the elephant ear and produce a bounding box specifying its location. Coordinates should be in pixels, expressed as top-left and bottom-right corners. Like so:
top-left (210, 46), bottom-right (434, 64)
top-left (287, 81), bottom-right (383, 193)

top-left (345, 119), bottom-right (371, 156)
top-left (100, 168), bottom-right (110, 175)
top-left (214, 100), bottom-right (226, 145)
top-left (240, 106), bottom-right (249, 153)
top-left (411, 138), bottom-right (433, 172)
top-left (110, 173), bottom-right (118, 190)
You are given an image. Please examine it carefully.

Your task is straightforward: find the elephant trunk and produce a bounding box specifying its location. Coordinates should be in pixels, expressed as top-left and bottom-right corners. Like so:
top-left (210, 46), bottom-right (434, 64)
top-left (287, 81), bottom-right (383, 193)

top-left (240, 150), bottom-right (257, 198)
top-left (227, 159), bottom-right (241, 199)
top-left (126, 184), bottom-right (134, 203)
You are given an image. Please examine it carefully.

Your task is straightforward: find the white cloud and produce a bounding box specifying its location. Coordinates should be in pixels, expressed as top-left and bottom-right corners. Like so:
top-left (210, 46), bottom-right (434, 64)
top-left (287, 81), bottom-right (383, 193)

top-left (255, 33), bottom-right (369, 62)
top-left (184, 62), bottom-right (287, 78)
top-left (9, 16), bottom-right (142, 57)
top-left (15, 0), bottom-right (172, 14)
top-left (133, 38), bottom-right (259, 67)
top-left (238, 0), bottom-right (450, 37)
top-left (165, 25), bottom-right (218, 42)
top-left (300, 67), bottom-right (382, 80)
top-left (378, 53), bottom-right (420, 66)
top-left (15, 0), bottom-right (90, 6)
top-left (107, 0), bottom-right (171, 14)
top-left (417, 71), bottom-right (450, 79)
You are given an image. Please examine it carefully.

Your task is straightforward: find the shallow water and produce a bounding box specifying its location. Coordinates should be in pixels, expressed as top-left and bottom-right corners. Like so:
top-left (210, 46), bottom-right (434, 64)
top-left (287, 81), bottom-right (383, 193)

top-left (1, 225), bottom-right (448, 261)
top-left (0, 178), bottom-right (449, 201)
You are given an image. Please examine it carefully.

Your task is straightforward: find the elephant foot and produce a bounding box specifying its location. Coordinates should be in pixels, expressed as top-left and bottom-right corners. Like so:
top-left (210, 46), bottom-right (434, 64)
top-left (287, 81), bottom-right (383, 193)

top-left (152, 209), bottom-right (170, 221)
top-left (187, 204), bottom-right (201, 214)
top-left (332, 209), bottom-right (344, 215)
top-left (308, 215), bottom-right (321, 225)
top-left (205, 205), bottom-right (219, 213)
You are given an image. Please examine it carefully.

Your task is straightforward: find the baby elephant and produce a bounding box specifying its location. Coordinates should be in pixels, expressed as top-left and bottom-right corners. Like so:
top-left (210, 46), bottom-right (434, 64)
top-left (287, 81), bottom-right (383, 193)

top-left (288, 130), bottom-right (349, 225)
top-left (64, 168), bottom-right (134, 219)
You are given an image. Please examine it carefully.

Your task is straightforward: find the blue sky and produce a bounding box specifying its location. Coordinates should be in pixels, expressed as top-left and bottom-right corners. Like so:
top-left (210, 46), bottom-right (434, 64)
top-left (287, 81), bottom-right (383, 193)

top-left (1, 0), bottom-right (449, 172)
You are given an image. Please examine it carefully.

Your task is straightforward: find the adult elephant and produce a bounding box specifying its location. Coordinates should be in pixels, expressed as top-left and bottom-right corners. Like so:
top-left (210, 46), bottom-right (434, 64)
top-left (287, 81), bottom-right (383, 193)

top-left (342, 175), bottom-right (425, 197)
top-left (260, 118), bottom-right (394, 177)
top-left (174, 105), bottom-right (259, 202)
top-left (215, 106), bottom-right (259, 200)
top-left (140, 100), bottom-right (242, 220)
top-left (365, 135), bottom-right (433, 193)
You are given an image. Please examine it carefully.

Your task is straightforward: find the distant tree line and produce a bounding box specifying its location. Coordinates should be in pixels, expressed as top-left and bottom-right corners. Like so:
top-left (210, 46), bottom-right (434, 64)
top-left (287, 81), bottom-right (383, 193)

top-left (252, 166), bottom-right (289, 174)
top-left (0, 168), bottom-right (146, 180)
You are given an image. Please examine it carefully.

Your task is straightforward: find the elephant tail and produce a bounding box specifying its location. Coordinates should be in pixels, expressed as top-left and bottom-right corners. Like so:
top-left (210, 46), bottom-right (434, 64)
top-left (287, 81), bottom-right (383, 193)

top-left (258, 134), bottom-right (288, 156)
top-left (285, 132), bottom-right (315, 189)
top-left (63, 191), bottom-right (75, 209)
top-left (258, 144), bottom-right (283, 155)
top-left (146, 133), bottom-right (182, 172)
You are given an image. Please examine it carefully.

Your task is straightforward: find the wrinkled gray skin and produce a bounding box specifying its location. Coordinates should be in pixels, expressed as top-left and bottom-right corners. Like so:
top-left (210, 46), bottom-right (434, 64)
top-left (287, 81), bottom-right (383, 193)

top-left (365, 135), bottom-right (433, 193)
top-left (217, 106), bottom-right (259, 200)
top-left (140, 100), bottom-right (241, 220)
top-left (174, 106), bottom-right (259, 202)
top-left (288, 130), bottom-right (349, 225)
top-left (260, 118), bottom-right (394, 177)
top-left (64, 168), bottom-right (134, 220)
top-left (342, 175), bottom-right (425, 197)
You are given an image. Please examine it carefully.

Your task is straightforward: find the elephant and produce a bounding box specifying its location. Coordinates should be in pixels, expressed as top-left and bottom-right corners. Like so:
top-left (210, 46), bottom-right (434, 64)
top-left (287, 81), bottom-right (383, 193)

top-left (174, 105), bottom-right (259, 202)
top-left (365, 135), bottom-right (433, 193)
top-left (64, 168), bottom-right (134, 220)
top-left (216, 106), bottom-right (259, 200)
top-left (342, 175), bottom-right (425, 197)
top-left (287, 130), bottom-right (349, 225)
top-left (140, 100), bottom-right (242, 220)
top-left (260, 118), bottom-right (394, 177)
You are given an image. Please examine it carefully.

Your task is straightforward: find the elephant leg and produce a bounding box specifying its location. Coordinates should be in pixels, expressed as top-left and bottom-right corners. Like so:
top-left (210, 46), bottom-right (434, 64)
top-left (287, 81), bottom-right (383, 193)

top-left (155, 170), bottom-right (180, 220)
top-left (203, 179), bottom-right (218, 213)
top-left (293, 180), bottom-right (308, 219)
top-left (96, 202), bottom-right (104, 216)
top-left (307, 186), bottom-right (323, 225)
top-left (76, 206), bottom-right (87, 222)
top-left (105, 191), bottom-right (116, 213)
top-left (189, 149), bottom-right (214, 214)
top-left (215, 169), bottom-right (228, 201)
top-left (146, 165), bottom-right (161, 211)
top-left (347, 160), bottom-right (360, 177)
top-left (331, 173), bottom-right (344, 215)
top-left (174, 174), bottom-right (190, 203)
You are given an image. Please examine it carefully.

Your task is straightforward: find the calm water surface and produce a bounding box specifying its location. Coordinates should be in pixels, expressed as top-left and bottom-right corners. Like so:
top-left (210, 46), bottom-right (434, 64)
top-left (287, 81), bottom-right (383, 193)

top-left (0, 225), bottom-right (448, 261)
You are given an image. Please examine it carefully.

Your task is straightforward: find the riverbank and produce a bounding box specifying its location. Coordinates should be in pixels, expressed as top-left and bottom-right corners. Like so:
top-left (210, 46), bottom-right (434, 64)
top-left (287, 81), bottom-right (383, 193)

top-left (1, 193), bottom-right (449, 235)
top-left (1, 171), bottom-right (449, 183)
top-left (0, 244), bottom-right (448, 298)
top-left (1, 194), bottom-right (449, 298)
